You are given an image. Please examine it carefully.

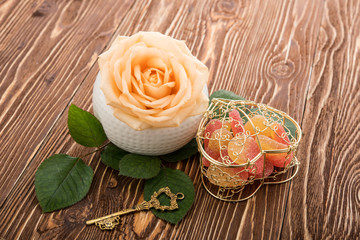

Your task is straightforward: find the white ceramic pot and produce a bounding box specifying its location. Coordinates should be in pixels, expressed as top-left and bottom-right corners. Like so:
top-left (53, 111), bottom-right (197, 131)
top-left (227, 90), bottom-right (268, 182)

top-left (92, 73), bottom-right (208, 156)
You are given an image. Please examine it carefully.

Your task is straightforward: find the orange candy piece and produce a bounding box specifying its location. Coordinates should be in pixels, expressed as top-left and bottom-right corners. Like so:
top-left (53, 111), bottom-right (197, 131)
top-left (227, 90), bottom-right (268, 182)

top-left (207, 128), bottom-right (232, 152)
top-left (270, 122), bottom-right (290, 145)
top-left (244, 115), bottom-right (290, 145)
top-left (244, 115), bottom-right (272, 137)
top-left (202, 147), bottom-right (220, 167)
top-left (203, 119), bottom-right (231, 149)
top-left (229, 109), bottom-right (244, 136)
top-left (256, 135), bottom-right (293, 168)
top-left (249, 157), bottom-right (274, 179)
top-left (228, 135), bottom-right (273, 178)
top-left (228, 135), bottom-right (261, 164)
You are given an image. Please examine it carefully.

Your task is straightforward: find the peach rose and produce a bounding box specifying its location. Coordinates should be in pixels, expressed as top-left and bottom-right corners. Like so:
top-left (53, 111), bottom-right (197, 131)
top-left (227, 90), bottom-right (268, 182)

top-left (98, 32), bottom-right (209, 130)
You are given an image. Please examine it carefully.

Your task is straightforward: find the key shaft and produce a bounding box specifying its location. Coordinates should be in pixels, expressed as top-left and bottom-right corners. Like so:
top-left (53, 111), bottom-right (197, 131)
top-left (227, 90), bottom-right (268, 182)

top-left (86, 200), bottom-right (153, 225)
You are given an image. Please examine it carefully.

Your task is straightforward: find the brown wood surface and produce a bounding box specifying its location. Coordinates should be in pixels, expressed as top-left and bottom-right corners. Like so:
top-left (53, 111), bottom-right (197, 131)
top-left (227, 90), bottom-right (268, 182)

top-left (0, 0), bottom-right (358, 239)
top-left (281, 0), bottom-right (360, 239)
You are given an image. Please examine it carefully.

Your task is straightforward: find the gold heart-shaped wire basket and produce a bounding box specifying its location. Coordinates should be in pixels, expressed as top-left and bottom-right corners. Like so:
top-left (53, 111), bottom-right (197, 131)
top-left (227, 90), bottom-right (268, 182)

top-left (196, 99), bottom-right (302, 202)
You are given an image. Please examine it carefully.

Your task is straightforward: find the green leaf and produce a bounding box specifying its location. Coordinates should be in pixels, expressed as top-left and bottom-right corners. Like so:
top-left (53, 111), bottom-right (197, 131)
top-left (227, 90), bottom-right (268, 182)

top-left (35, 154), bottom-right (93, 212)
top-left (119, 154), bottom-right (161, 179)
top-left (284, 118), bottom-right (299, 140)
top-left (209, 90), bottom-right (246, 119)
top-left (101, 143), bottom-right (129, 171)
top-left (209, 90), bottom-right (246, 102)
top-left (161, 138), bottom-right (198, 162)
top-left (144, 168), bottom-right (195, 224)
top-left (68, 104), bottom-right (107, 147)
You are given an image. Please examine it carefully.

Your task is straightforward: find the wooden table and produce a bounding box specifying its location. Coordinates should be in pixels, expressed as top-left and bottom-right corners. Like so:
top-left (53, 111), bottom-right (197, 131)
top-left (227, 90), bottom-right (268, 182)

top-left (1, 0), bottom-right (359, 239)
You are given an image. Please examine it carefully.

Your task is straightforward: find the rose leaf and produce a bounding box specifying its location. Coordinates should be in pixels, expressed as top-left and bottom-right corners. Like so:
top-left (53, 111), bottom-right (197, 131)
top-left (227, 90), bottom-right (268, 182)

top-left (144, 168), bottom-right (195, 224)
top-left (35, 154), bottom-right (93, 212)
top-left (118, 154), bottom-right (161, 179)
top-left (101, 143), bottom-right (129, 171)
top-left (68, 104), bottom-right (107, 147)
top-left (209, 90), bottom-right (246, 102)
top-left (284, 118), bottom-right (299, 140)
top-left (160, 138), bottom-right (198, 162)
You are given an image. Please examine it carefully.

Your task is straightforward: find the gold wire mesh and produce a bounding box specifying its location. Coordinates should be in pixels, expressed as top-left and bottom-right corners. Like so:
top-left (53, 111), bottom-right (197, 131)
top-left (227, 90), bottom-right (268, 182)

top-left (196, 99), bottom-right (302, 202)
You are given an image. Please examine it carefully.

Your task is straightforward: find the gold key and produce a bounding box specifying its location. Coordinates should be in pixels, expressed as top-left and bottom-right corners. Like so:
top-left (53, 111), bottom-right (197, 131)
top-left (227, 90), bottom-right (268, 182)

top-left (86, 187), bottom-right (184, 230)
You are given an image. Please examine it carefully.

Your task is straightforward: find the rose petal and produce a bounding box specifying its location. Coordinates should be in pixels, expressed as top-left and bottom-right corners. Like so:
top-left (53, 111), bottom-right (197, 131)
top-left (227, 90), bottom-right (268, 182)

top-left (114, 59), bottom-right (124, 93)
top-left (133, 93), bottom-right (173, 109)
top-left (144, 81), bottom-right (175, 99)
top-left (183, 54), bottom-right (209, 94)
top-left (163, 67), bottom-right (172, 84)
top-left (113, 107), bottom-right (151, 130)
top-left (142, 68), bottom-right (163, 87)
top-left (139, 32), bottom-right (187, 58)
top-left (119, 94), bottom-right (161, 114)
top-left (169, 57), bottom-right (191, 107)
top-left (129, 45), bottom-right (169, 68)
top-left (99, 62), bottom-right (121, 106)
top-left (173, 39), bottom-right (194, 58)
top-left (146, 58), bottom-right (167, 71)
top-left (133, 64), bottom-right (142, 83)
top-left (111, 43), bottom-right (138, 93)
top-left (131, 76), bottom-right (156, 102)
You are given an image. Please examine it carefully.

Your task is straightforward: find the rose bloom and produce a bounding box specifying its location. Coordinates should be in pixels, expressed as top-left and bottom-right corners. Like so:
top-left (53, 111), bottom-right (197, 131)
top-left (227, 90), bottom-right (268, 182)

top-left (98, 32), bottom-right (209, 130)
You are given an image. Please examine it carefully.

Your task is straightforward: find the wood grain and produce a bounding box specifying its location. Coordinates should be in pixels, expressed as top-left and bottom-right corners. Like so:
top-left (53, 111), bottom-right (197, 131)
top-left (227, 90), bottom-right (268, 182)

top-left (2, 0), bottom-right (358, 239)
top-left (0, 0), bottom-right (135, 206)
top-left (281, 0), bottom-right (360, 238)
top-left (1, 0), bottom-right (322, 239)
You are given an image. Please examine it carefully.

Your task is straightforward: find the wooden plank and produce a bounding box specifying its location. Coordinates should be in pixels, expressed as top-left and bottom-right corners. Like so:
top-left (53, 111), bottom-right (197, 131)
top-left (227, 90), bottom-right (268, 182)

top-left (0, 0), bottom-right (324, 239)
top-left (281, 0), bottom-right (360, 238)
top-left (0, 0), bottom-right (135, 206)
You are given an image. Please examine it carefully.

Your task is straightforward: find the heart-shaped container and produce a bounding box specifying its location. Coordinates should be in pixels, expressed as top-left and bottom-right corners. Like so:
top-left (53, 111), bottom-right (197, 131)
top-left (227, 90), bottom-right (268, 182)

top-left (93, 72), bottom-right (208, 156)
top-left (196, 98), bottom-right (302, 201)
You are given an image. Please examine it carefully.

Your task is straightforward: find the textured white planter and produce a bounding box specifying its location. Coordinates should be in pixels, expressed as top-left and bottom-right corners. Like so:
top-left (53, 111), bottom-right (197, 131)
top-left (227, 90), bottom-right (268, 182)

top-left (92, 73), bottom-right (208, 156)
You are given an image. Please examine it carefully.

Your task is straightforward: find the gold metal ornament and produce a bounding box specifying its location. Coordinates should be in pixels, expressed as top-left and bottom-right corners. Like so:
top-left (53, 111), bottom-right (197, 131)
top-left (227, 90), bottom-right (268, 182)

top-left (86, 187), bottom-right (184, 230)
top-left (196, 99), bottom-right (302, 202)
